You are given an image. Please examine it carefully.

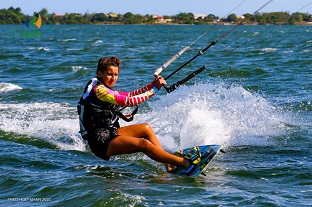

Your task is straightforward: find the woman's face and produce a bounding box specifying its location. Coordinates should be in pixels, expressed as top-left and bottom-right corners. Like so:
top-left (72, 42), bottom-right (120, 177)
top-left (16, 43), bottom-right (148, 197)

top-left (98, 65), bottom-right (119, 87)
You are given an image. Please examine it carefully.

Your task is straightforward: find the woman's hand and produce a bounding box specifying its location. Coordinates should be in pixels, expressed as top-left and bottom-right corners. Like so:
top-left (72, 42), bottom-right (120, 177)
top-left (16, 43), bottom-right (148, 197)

top-left (153, 75), bottom-right (166, 90)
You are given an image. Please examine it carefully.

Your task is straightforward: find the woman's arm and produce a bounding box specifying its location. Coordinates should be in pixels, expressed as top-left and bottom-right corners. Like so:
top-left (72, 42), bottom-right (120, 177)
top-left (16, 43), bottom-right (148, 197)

top-left (118, 83), bottom-right (154, 97)
top-left (94, 75), bottom-right (166, 107)
top-left (94, 84), bottom-right (158, 107)
top-left (118, 75), bottom-right (165, 97)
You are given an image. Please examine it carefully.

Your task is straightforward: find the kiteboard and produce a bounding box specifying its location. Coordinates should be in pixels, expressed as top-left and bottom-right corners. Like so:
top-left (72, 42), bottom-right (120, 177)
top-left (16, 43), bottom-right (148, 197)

top-left (168, 144), bottom-right (224, 178)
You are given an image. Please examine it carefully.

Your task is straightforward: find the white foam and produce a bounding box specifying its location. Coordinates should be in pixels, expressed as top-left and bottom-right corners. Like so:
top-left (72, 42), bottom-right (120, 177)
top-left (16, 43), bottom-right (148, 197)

top-left (137, 82), bottom-right (290, 150)
top-left (26, 47), bottom-right (50, 51)
top-left (71, 66), bottom-right (88, 71)
top-left (0, 83), bottom-right (292, 152)
top-left (60, 38), bottom-right (77, 42)
top-left (0, 83), bottom-right (22, 93)
top-left (66, 48), bottom-right (81, 51)
top-left (93, 40), bottom-right (103, 45)
top-left (0, 102), bottom-right (85, 151)
top-left (260, 48), bottom-right (277, 52)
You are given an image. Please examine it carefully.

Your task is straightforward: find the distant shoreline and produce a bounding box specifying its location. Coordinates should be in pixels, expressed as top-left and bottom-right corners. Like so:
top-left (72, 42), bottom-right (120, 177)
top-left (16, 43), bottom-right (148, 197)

top-left (52, 22), bottom-right (312, 26)
top-left (1, 7), bottom-right (312, 26)
top-left (1, 22), bottom-right (312, 26)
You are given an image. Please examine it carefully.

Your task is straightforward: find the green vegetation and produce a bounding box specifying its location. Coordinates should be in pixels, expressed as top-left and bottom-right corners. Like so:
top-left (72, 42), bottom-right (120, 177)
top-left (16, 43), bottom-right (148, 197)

top-left (0, 7), bottom-right (311, 25)
top-left (0, 7), bottom-right (24, 24)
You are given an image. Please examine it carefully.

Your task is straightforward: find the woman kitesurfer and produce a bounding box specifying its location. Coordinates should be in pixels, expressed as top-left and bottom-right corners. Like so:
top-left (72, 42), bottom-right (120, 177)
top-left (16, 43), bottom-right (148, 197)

top-left (78, 56), bottom-right (192, 172)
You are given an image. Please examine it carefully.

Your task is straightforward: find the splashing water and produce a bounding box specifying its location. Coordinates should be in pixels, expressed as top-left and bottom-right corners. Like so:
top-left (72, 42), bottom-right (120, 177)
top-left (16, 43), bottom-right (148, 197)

top-left (0, 102), bottom-right (85, 151)
top-left (0, 83), bottom-right (22, 93)
top-left (141, 82), bottom-right (289, 151)
top-left (0, 82), bottom-right (291, 153)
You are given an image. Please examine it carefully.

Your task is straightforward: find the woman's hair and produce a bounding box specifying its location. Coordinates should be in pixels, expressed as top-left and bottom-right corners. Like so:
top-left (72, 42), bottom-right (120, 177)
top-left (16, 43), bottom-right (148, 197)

top-left (97, 56), bottom-right (121, 74)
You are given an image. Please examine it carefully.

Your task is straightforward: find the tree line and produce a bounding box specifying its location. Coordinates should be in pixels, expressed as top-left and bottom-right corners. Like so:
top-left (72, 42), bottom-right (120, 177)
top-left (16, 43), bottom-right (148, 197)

top-left (0, 7), bottom-right (311, 25)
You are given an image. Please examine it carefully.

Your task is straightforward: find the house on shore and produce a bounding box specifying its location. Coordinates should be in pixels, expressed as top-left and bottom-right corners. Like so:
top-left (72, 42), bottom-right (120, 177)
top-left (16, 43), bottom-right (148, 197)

top-left (194, 14), bottom-right (207, 20)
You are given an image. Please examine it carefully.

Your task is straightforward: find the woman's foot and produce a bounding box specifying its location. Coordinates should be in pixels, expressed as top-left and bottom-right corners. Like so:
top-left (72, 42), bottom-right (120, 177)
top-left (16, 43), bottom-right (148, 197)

top-left (183, 158), bottom-right (192, 169)
top-left (164, 163), bottom-right (175, 172)
top-left (165, 158), bottom-right (192, 173)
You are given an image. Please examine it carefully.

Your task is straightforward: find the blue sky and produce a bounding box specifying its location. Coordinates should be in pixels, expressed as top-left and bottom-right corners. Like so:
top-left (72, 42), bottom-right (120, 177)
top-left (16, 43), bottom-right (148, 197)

top-left (2, 0), bottom-right (311, 17)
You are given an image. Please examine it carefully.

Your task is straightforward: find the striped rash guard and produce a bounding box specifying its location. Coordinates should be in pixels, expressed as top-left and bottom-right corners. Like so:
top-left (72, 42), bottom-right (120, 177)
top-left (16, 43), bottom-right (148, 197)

top-left (94, 79), bottom-right (159, 107)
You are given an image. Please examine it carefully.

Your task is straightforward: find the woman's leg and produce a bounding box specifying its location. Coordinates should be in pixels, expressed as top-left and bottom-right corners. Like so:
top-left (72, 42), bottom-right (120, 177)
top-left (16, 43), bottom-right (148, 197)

top-left (117, 123), bottom-right (162, 148)
top-left (106, 134), bottom-right (189, 169)
top-left (106, 124), bottom-right (190, 169)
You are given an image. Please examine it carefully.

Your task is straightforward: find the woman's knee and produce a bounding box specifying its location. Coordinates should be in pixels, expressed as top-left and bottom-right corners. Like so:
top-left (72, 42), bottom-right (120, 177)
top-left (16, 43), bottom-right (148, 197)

top-left (141, 123), bottom-right (154, 134)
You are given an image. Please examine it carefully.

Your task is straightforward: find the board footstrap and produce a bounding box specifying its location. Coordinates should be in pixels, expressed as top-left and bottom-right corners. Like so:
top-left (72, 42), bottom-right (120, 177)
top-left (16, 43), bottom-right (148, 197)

top-left (169, 145), bottom-right (223, 177)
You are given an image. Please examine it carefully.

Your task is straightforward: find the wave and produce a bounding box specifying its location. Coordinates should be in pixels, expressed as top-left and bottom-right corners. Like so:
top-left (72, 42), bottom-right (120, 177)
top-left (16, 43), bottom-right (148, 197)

top-left (137, 82), bottom-right (294, 151)
top-left (93, 40), bottom-right (103, 45)
top-left (260, 48), bottom-right (277, 53)
top-left (26, 46), bottom-right (51, 51)
top-left (281, 101), bottom-right (312, 112)
top-left (0, 102), bottom-right (85, 151)
top-left (0, 83), bottom-right (22, 93)
top-left (0, 82), bottom-right (299, 154)
top-left (209, 68), bottom-right (266, 78)
top-left (302, 49), bottom-right (311, 53)
top-left (59, 38), bottom-right (77, 42)
top-left (71, 66), bottom-right (88, 71)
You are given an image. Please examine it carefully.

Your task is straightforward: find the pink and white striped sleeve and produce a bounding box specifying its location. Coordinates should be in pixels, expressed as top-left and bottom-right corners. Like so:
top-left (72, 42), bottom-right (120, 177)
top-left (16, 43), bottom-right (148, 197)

top-left (117, 83), bottom-right (153, 97)
top-left (95, 84), bottom-right (158, 107)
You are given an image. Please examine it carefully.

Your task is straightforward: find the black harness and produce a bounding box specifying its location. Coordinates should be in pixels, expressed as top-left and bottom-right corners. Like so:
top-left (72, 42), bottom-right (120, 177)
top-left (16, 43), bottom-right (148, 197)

top-left (77, 77), bottom-right (137, 140)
